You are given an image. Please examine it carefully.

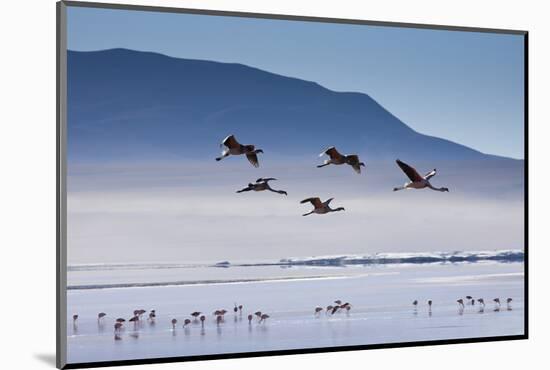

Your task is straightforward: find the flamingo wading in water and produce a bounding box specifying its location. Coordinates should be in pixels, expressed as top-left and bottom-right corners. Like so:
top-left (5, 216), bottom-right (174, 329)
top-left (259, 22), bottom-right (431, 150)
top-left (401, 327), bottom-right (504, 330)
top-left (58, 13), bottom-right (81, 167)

top-left (114, 322), bottom-right (123, 333)
top-left (393, 159), bottom-right (449, 192)
top-left (477, 298), bottom-right (485, 312)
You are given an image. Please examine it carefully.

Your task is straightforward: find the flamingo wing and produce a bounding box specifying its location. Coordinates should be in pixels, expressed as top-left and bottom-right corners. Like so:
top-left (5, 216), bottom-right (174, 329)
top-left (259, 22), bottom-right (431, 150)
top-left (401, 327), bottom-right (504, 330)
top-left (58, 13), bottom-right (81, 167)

top-left (323, 197), bottom-right (334, 206)
top-left (221, 135), bottom-right (240, 149)
top-left (256, 177), bottom-right (276, 183)
top-left (346, 155), bottom-right (363, 173)
top-left (346, 154), bottom-right (360, 164)
top-left (320, 146), bottom-right (343, 160)
top-left (396, 159), bottom-right (423, 182)
top-left (423, 169), bottom-right (437, 180)
top-left (300, 197), bottom-right (323, 209)
top-left (246, 152), bottom-right (260, 168)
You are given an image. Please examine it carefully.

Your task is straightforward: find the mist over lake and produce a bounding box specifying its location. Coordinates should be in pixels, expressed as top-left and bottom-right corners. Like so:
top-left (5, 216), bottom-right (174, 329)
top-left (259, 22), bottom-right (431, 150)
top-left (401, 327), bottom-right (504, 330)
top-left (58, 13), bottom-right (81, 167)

top-left (67, 159), bottom-right (523, 265)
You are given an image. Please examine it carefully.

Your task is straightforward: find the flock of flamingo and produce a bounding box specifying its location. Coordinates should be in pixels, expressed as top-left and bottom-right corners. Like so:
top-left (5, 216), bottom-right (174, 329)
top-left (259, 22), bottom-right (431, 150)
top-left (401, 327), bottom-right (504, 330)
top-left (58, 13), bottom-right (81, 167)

top-left (454, 297), bottom-right (514, 313)
top-left (71, 303), bottom-right (273, 338)
top-left (215, 134), bottom-right (449, 216)
top-left (70, 298), bottom-right (355, 338)
top-left (412, 296), bottom-right (514, 315)
top-left (70, 294), bottom-right (515, 340)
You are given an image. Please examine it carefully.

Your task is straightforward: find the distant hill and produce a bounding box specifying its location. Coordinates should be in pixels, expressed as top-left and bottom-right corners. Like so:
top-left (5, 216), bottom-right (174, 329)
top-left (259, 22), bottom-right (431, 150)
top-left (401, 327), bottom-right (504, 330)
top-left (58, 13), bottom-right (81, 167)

top-left (67, 48), bottom-right (518, 162)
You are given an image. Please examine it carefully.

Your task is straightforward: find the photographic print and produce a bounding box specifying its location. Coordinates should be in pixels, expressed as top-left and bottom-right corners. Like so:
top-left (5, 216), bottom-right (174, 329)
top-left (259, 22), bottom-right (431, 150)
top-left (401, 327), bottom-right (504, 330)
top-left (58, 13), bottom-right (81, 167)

top-left (57, 2), bottom-right (527, 368)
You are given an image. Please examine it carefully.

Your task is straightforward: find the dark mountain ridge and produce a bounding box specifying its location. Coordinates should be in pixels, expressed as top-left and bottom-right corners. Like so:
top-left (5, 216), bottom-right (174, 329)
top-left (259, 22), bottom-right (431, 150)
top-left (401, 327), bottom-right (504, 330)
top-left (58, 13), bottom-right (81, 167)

top-left (67, 48), bottom-right (519, 163)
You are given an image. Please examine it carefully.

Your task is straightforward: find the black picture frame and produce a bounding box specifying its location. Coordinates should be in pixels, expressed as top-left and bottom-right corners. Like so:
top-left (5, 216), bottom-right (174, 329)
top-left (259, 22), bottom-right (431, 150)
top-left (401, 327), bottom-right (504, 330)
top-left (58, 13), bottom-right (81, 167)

top-left (56, 1), bottom-right (529, 368)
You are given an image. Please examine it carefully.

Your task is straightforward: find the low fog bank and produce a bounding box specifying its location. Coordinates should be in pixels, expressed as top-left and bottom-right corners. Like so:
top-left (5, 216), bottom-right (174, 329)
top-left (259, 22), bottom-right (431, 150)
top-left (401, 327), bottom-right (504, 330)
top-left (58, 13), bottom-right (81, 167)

top-left (67, 159), bottom-right (524, 264)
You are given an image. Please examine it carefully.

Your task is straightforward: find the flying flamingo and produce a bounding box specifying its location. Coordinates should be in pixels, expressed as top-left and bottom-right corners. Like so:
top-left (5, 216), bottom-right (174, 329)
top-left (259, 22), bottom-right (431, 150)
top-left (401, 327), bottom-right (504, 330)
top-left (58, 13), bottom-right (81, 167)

top-left (237, 178), bottom-right (287, 195)
top-left (216, 134), bottom-right (263, 167)
top-left (393, 159), bottom-right (449, 192)
top-left (317, 146), bottom-right (366, 174)
top-left (300, 197), bottom-right (345, 216)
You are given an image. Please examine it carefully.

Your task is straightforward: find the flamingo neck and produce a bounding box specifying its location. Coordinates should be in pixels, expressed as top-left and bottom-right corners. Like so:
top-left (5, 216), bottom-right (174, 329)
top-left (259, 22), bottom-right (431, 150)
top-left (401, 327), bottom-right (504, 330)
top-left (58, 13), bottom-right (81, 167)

top-left (427, 183), bottom-right (446, 192)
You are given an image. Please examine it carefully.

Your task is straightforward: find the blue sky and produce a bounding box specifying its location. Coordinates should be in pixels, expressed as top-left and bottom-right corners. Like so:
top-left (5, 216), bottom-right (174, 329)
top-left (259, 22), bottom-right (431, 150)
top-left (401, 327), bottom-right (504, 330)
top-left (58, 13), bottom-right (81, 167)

top-left (67, 6), bottom-right (525, 159)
